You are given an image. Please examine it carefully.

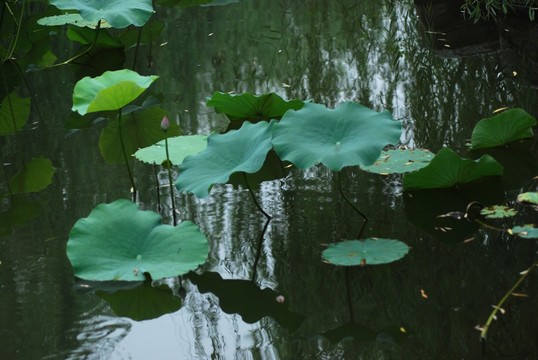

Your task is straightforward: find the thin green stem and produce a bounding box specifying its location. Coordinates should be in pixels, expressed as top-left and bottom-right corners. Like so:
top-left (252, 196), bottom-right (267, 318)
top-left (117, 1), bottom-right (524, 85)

top-left (337, 171), bottom-right (367, 238)
top-left (164, 136), bottom-right (177, 226)
top-left (242, 172), bottom-right (271, 220)
top-left (4, 0), bottom-right (25, 61)
top-left (251, 217), bottom-right (271, 282)
top-left (153, 164), bottom-right (161, 212)
top-left (480, 262), bottom-right (538, 340)
top-left (132, 26), bottom-right (143, 70)
top-left (47, 20), bottom-right (101, 68)
top-left (118, 108), bottom-right (137, 202)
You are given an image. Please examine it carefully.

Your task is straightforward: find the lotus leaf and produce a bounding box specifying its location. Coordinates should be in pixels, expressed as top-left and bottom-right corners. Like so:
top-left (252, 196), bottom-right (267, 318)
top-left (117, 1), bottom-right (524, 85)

top-left (272, 102), bottom-right (401, 171)
top-left (38, 13), bottom-right (113, 28)
top-left (49, 0), bottom-right (154, 28)
top-left (509, 225), bottom-right (538, 239)
top-left (0, 197), bottom-right (41, 236)
top-left (360, 148), bottom-right (433, 174)
top-left (469, 108), bottom-right (536, 150)
top-left (0, 92), bottom-right (30, 135)
top-left (99, 107), bottom-right (179, 164)
top-left (402, 148), bottom-right (503, 191)
top-left (480, 205), bottom-right (517, 219)
top-left (9, 157), bottom-right (55, 194)
top-left (72, 69), bottom-right (159, 115)
top-left (67, 199), bottom-right (209, 281)
top-left (175, 121), bottom-right (274, 198)
top-left (322, 238), bottom-right (409, 266)
top-left (206, 91), bottom-right (304, 126)
top-left (66, 26), bottom-right (122, 47)
top-left (135, 135), bottom-right (208, 165)
top-left (517, 192), bottom-right (538, 207)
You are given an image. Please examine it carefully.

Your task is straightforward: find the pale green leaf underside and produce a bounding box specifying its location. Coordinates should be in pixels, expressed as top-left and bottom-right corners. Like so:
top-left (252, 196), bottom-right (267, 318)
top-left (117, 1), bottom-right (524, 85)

top-left (37, 13), bottom-right (113, 28)
top-left (135, 135), bottom-right (208, 165)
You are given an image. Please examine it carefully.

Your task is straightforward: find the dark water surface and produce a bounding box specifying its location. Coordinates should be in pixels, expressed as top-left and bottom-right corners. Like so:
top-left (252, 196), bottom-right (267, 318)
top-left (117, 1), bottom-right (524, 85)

top-left (1, 1), bottom-right (537, 359)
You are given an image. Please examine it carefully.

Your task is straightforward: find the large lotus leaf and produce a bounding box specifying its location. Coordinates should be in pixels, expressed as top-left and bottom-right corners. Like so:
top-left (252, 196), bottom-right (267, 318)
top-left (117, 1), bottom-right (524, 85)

top-left (9, 157), bottom-right (55, 194)
top-left (402, 148), bottom-right (503, 191)
top-left (97, 282), bottom-right (181, 321)
top-left (322, 239), bottom-right (409, 266)
top-left (206, 91), bottom-right (304, 124)
top-left (99, 107), bottom-right (180, 164)
top-left (49, 0), bottom-right (154, 28)
top-left (509, 225), bottom-right (538, 239)
top-left (360, 148), bottom-right (433, 174)
top-left (517, 192), bottom-right (538, 207)
top-left (175, 121), bottom-right (273, 198)
top-left (135, 135), bottom-right (208, 165)
top-left (470, 108), bottom-right (536, 150)
top-left (0, 92), bottom-right (30, 135)
top-left (272, 102), bottom-right (401, 171)
top-left (72, 69), bottom-right (159, 115)
top-left (37, 13), bottom-right (114, 28)
top-left (67, 199), bottom-right (209, 281)
top-left (188, 271), bottom-right (304, 330)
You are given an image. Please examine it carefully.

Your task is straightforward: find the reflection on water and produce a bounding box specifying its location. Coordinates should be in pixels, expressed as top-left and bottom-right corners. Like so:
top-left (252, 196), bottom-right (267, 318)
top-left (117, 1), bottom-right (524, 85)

top-left (0, 0), bottom-right (537, 359)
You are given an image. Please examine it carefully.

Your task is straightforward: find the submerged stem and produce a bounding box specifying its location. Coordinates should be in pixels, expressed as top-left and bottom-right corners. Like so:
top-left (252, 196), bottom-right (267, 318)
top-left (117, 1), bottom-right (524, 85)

top-left (118, 108), bottom-right (137, 202)
top-left (337, 171), bottom-right (368, 238)
top-left (251, 217), bottom-right (271, 282)
top-left (242, 172), bottom-right (272, 220)
top-left (164, 136), bottom-right (177, 226)
top-left (153, 164), bottom-right (161, 212)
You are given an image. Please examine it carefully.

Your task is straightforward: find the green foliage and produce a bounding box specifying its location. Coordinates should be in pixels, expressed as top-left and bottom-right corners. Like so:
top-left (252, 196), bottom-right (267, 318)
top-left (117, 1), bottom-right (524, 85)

top-left (480, 205), bottom-right (517, 219)
top-left (272, 102), bottom-right (401, 171)
top-left (37, 13), bottom-right (114, 28)
top-left (67, 199), bottom-right (209, 281)
top-left (509, 225), bottom-right (538, 239)
top-left (322, 239), bottom-right (409, 266)
top-left (135, 135), bottom-right (208, 165)
top-left (0, 92), bottom-right (30, 135)
top-left (9, 157), bottom-right (55, 194)
top-left (469, 108), bottom-right (536, 150)
top-left (72, 69), bottom-right (159, 115)
top-left (461, 0), bottom-right (537, 21)
top-left (517, 191), bottom-right (538, 207)
top-left (402, 148), bottom-right (504, 191)
top-left (359, 148), bottom-right (433, 174)
top-left (0, 197), bottom-right (41, 236)
top-left (49, 0), bottom-right (155, 28)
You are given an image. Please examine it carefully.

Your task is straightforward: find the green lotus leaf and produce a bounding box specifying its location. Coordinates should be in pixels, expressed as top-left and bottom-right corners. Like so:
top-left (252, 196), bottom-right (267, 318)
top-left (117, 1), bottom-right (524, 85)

top-left (510, 225), bottom-right (538, 239)
top-left (402, 148), bottom-right (504, 191)
top-left (272, 102), bottom-right (401, 171)
top-left (97, 282), bottom-right (181, 321)
top-left (469, 108), bottom-right (536, 150)
top-left (9, 157), bottom-right (55, 194)
top-left (206, 91), bottom-right (304, 126)
top-left (134, 135), bottom-right (208, 165)
top-left (72, 69), bottom-right (159, 115)
top-left (49, 0), bottom-right (154, 28)
top-left (66, 25), bottom-right (123, 47)
top-left (99, 107), bottom-right (180, 164)
top-left (67, 199), bottom-right (209, 281)
top-left (175, 121), bottom-right (274, 198)
top-left (360, 148), bottom-right (433, 174)
top-left (38, 13), bottom-right (113, 28)
top-left (517, 192), bottom-right (538, 207)
top-left (322, 238), bottom-right (409, 266)
top-left (480, 205), bottom-right (517, 219)
top-left (0, 92), bottom-right (30, 135)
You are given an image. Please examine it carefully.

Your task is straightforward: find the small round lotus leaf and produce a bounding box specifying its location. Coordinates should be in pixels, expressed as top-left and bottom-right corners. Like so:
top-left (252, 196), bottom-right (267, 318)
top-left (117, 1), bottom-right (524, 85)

top-left (49, 0), bottom-right (154, 28)
top-left (67, 199), bottom-right (209, 281)
top-left (135, 135), bottom-right (208, 165)
top-left (517, 192), bottom-right (538, 207)
top-left (480, 205), bottom-right (517, 219)
top-left (322, 238), bottom-right (409, 266)
top-left (509, 225), bottom-right (538, 239)
top-left (72, 69), bottom-right (158, 115)
top-left (272, 102), bottom-right (401, 171)
top-left (360, 148), bottom-right (433, 174)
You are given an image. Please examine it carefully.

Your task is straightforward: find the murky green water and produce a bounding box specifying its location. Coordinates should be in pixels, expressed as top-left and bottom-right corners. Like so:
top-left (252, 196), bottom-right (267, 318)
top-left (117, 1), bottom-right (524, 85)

top-left (1, 1), bottom-right (537, 359)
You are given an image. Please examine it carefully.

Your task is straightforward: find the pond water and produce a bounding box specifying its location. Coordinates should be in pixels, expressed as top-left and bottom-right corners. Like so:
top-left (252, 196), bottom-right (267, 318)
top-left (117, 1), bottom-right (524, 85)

top-left (1, 0), bottom-right (537, 359)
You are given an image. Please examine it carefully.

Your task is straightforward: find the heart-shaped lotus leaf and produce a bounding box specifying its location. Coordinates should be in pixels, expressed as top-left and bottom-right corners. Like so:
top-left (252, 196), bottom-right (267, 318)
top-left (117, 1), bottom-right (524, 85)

top-left (360, 148), bottom-right (433, 174)
top-left (99, 107), bottom-right (180, 164)
top-left (469, 108), bottom-right (536, 150)
top-left (322, 238), bottom-right (409, 266)
top-left (517, 192), bottom-right (538, 207)
top-left (135, 135), bottom-right (208, 165)
top-left (509, 225), bottom-right (538, 239)
top-left (188, 271), bottom-right (304, 330)
top-left (67, 199), bottom-right (209, 281)
top-left (97, 282), bottom-right (181, 321)
top-left (402, 148), bottom-right (504, 191)
top-left (206, 91), bottom-right (304, 127)
top-left (175, 121), bottom-right (274, 198)
top-left (38, 13), bottom-right (113, 28)
top-left (272, 102), bottom-right (401, 171)
top-left (0, 92), bottom-right (30, 135)
top-left (480, 205), bottom-right (517, 219)
top-left (9, 157), bottom-right (55, 194)
top-left (49, 0), bottom-right (154, 28)
top-left (72, 69), bottom-right (159, 115)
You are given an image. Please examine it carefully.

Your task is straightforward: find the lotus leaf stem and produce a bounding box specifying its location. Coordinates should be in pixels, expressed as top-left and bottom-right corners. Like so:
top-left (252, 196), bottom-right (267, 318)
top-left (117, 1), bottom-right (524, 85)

top-left (337, 172), bottom-right (368, 238)
top-left (117, 108), bottom-right (137, 202)
top-left (480, 261), bottom-right (537, 340)
top-left (251, 217), bottom-right (271, 282)
top-left (242, 172), bottom-right (272, 220)
top-left (4, 0), bottom-right (25, 61)
top-left (48, 20), bottom-right (101, 68)
top-left (132, 27), bottom-right (143, 70)
top-left (153, 164), bottom-right (161, 212)
top-left (164, 136), bottom-right (177, 226)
